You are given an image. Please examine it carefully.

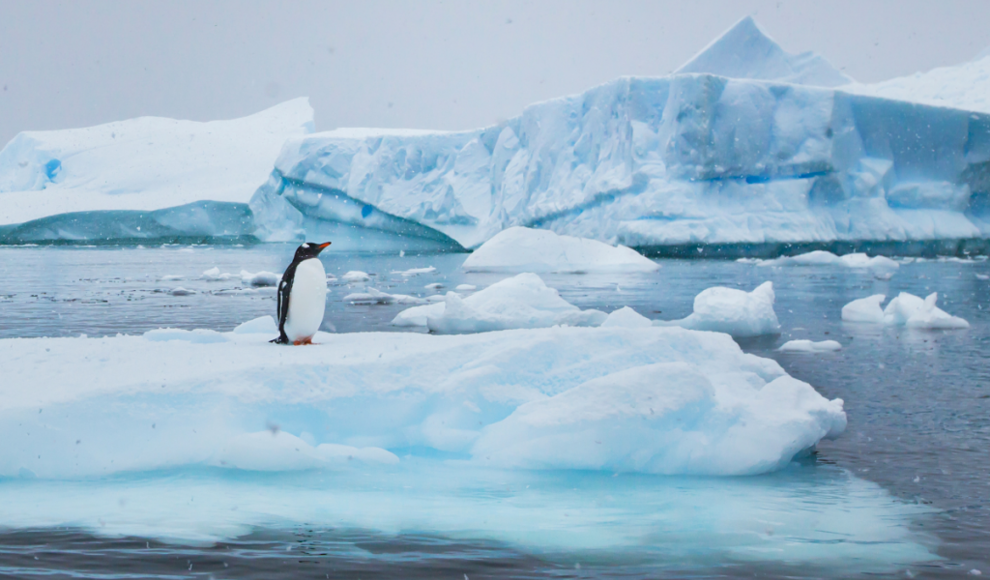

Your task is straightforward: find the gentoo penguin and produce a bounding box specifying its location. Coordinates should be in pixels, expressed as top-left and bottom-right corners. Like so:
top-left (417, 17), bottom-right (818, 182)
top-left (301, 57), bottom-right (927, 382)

top-left (272, 241), bottom-right (332, 345)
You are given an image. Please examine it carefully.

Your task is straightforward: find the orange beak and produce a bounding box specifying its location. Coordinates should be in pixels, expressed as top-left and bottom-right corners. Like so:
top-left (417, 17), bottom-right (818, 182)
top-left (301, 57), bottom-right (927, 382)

top-left (317, 242), bottom-right (332, 249)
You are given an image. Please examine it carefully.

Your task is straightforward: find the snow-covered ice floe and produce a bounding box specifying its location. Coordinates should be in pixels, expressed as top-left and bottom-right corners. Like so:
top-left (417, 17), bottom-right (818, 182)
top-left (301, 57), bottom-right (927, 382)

top-left (779, 339), bottom-right (842, 353)
top-left (239, 270), bottom-right (280, 287)
top-left (392, 273), bottom-right (606, 331)
top-left (340, 270), bottom-right (371, 283)
top-left (0, 324), bottom-right (843, 478)
top-left (655, 282), bottom-right (781, 338)
top-left (461, 227), bottom-right (659, 273)
top-left (0, 99), bottom-right (314, 244)
top-left (842, 292), bottom-right (970, 329)
top-left (344, 287), bottom-right (425, 306)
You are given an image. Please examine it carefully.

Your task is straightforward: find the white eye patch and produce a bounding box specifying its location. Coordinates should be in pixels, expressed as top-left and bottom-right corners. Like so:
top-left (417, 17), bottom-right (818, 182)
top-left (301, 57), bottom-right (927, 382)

top-left (302, 243), bottom-right (310, 249)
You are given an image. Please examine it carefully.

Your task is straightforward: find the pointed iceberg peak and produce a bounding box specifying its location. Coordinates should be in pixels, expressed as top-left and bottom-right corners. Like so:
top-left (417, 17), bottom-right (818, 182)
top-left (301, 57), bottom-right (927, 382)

top-left (675, 16), bottom-right (852, 87)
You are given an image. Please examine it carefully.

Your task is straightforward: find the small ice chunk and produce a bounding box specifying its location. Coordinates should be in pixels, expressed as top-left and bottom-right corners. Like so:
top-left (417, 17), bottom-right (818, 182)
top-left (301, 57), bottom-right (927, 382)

top-left (778, 340), bottom-right (842, 353)
top-left (391, 302), bottom-right (445, 327)
top-left (143, 328), bottom-right (228, 343)
top-left (424, 283), bottom-right (444, 290)
top-left (455, 284), bottom-right (477, 291)
top-left (240, 270), bottom-right (280, 287)
top-left (393, 266), bottom-right (436, 277)
top-left (201, 267), bottom-right (235, 281)
top-left (344, 288), bottom-right (425, 306)
top-left (882, 292), bottom-right (926, 326)
top-left (341, 271), bottom-right (371, 283)
top-left (904, 293), bottom-right (970, 330)
top-left (233, 315), bottom-right (278, 335)
top-left (655, 282), bottom-right (780, 337)
top-left (168, 287), bottom-right (195, 296)
top-left (160, 275), bottom-right (184, 282)
top-left (758, 251), bottom-right (899, 275)
top-left (976, 274), bottom-right (989, 280)
top-left (841, 294), bottom-right (886, 323)
top-left (462, 227), bottom-right (660, 273)
top-left (600, 307), bottom-right (653, 328)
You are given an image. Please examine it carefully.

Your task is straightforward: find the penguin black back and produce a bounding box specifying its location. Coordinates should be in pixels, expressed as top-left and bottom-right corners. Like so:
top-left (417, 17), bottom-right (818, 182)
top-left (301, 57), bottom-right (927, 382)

top-left (272, 242), bottom-right (332, 344)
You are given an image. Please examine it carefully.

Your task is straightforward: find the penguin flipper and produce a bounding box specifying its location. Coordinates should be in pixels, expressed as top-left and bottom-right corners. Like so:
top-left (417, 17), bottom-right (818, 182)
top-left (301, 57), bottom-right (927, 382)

top-left (274, 275), bottom-right (293, 345)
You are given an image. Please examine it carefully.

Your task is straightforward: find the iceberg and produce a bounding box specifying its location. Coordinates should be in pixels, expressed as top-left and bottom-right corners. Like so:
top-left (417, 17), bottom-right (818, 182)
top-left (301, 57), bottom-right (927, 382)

top-left (461, 226), bottom-right (659, 273)
top-left (778, 339), bottom-right (842, 353)
top-left (248, 19), bottom-right (990, 254)
top-left (0, 99), bottom-right (314, 244)
top-left (0, 324), bottom-right (843, 478)
top-left (843, 292), bottom-right (970, 329)
top-left (393, 273), bottom-right (607, 332)
top-left (841, 294), bottom-right (887, 323)
top-left (655, 281), bottom-right (781, 338)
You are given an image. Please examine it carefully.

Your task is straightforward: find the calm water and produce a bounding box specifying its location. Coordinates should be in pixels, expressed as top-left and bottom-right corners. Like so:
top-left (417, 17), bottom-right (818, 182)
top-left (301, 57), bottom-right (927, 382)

top-left (0, 244), bottom-right (988, 578)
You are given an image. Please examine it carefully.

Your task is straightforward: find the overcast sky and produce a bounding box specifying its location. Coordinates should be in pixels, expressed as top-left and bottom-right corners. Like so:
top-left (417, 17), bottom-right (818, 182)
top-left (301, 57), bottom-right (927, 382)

top-left (2, 0), bottom-right (989, 146)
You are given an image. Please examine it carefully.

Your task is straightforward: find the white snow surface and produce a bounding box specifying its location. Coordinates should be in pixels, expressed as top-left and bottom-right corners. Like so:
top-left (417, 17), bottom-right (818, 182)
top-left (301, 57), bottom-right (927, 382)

top-left (0, 98), bottom-right (314, 226)
top-left (779, 340), bottom-right (842, 353)
top-left (655, 281), bottom-right (781, 338)
top-left (393, 273), bottom-right (607, 333)
top-left (462, 227), bottom-right (659, 273)
top-left (0, 324), bottom-right (845, 478)
top-left (676, 16), bottom-right (853, 87)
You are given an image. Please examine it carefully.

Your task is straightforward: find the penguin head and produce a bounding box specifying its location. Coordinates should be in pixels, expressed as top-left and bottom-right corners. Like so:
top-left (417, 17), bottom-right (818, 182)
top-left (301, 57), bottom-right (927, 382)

top-left (294, 241), bottom-right (332, 261)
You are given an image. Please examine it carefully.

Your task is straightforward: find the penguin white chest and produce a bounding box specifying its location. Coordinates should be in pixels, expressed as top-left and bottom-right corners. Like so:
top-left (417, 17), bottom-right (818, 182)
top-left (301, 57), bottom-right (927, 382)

top-left (284, 258), bottom-right (327, 341)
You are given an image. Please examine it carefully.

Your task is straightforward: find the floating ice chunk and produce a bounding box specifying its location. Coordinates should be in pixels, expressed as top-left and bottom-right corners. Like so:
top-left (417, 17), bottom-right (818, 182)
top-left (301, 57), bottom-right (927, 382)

top-left (426, 294), bottom-right (448, 303)
top-left (882, 292), bottom-right (969, 329)
top-left (759, 252), bottom-right (899, 275)
top-left (655, 282), bottom-right (780, 338)
top-left (201, 267), bottom-right (235, 281)
top-left (341, 271), bottom-right (371, 283)
top-left (143, 328), bottom-right (228, 343)
top-left (455, 284), bottom-right (477, 291)
top-left (168, 287), bottom-right (195, 296)
top-left (779, 340), bottom-right (842, 353)
top-left (394, 273), bottom-right (606, 333)
top-left (904, 293), bottom-right (970, 330)
top-left (343, 287), bottom-right (425, 306)
top-left (393, 266), bottom-right (436, 277)
top-left (160, 275), bottom-right (184, 282)
top-left (240, 270), bottom-right (280, 287)
top-left (841, 294), bottom-right (886, 324)
top-left (600, 307), bottom-right (653, 328)
top-left (462, 227), bottom-right (659, 274)
top-left (473, 361), bottom-right (846, 475)
top-left (233, 315), bottom-right (278, 335)
top-left (424, 282), bottom-right (444, 290)
top-left (977, 274), bottom-right (989, 280)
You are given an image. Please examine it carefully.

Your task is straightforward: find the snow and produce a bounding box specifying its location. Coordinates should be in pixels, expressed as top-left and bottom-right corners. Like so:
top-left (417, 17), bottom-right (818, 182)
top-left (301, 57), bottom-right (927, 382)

top-left (343, 287), bottom-right (425, 305)
top-left (675, 16), bottom-right (853, 87)
top-left (842, 294), bottom-right (887, 323)
top-left (0, 324), bottom-right (843, 478)
top-left (779, 339), bottom-right (842, 353)
top-left (655, 282), bottom-right (781, 338)
top-left (403, 273), bottom-right (608, 334)
top-left (845, 52), bottom-right (990, 114)
top-left (340, 270), bottom-right (371, 283)
top-left (758, 251), bottom-right (900, 275)
top-left (0, 98), bottom-right (314, 235)
top-left (239, 270), bottom-right (280, 287)
top-left (600, 306), bottom-right (653, 328)
top-left (455, 284), bottom-right (477, 291)
top-left (462, 227), bottom-right (660, 273)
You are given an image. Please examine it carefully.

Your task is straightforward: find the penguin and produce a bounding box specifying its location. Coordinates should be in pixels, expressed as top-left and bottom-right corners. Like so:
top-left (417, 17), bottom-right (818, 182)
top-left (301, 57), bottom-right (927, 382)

top-left (272, 241), bottom-right (332, 345)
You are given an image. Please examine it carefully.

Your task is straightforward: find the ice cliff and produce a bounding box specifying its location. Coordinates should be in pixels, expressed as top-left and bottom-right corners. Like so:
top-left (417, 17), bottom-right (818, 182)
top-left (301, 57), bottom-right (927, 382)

top-left (251, 22), bottom-right (990, 253)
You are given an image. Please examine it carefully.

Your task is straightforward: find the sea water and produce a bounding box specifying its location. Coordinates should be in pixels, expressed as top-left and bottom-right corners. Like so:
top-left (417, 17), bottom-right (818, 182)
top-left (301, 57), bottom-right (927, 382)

top-left (0, 245), bottom-right (987, 578)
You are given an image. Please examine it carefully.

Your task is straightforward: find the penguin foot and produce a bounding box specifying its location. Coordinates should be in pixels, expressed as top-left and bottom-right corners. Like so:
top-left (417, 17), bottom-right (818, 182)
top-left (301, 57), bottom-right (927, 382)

top-left (293, 336), bottom-right (314, 346)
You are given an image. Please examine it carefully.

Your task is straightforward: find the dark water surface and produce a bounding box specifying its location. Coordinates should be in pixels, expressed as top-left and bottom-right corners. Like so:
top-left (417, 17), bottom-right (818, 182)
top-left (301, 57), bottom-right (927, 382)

top-left (0, 245), bottom-right (987, 578)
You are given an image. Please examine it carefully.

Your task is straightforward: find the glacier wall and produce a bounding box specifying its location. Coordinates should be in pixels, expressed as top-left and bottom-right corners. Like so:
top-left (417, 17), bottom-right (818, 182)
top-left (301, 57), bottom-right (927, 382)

top-left (251, 74), bottom-right (990, 252)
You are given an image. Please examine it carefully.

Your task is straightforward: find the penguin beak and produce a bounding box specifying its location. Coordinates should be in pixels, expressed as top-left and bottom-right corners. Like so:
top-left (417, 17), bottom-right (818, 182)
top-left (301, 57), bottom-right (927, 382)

top-left (316, 242), bottom-right (332, 252)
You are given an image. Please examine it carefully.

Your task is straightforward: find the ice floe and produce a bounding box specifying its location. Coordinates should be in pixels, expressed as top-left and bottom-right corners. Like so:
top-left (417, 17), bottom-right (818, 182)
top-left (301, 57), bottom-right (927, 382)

top-left (779, 340), bottom-right (842, 353)
top-left (655, 282), bottom-right (780, 338)
top-left (343, 287), bottom-right (426, 306)
top-left (461, 227), bottom-right (660, 273)
top-left (0, 323), bottom-right (844, 478)
top-left (340, 271), bottom-right (371, 283)
top-left (841, 294), bottom-right (887, 323)
top-left (201, 267), bottom-right (236, 281)
top-left (843, 292), bottom-right (970, 329)
top-left (757, 251), bottom-right (900, 275)
top-left (600, 306), bottom-right (653, 328)
top-left (392, 266), bottom-right (436, 277)
top-left (239, 270), bottom-right (280, 287)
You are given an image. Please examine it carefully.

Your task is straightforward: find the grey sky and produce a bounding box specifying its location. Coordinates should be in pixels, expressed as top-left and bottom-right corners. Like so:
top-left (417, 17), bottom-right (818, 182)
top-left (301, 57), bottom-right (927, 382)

top-left (2, 0), bottom-right (989, 146)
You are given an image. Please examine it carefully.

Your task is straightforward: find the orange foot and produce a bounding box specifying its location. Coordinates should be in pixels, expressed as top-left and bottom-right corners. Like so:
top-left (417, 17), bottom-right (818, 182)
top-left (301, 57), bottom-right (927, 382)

top-left (293, 336), bottom-right (314, 346)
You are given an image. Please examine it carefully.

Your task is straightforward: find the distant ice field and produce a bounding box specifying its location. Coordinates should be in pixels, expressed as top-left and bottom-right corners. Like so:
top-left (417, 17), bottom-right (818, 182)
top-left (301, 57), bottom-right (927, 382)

top-left (0, 245), bottom-right (988, 577)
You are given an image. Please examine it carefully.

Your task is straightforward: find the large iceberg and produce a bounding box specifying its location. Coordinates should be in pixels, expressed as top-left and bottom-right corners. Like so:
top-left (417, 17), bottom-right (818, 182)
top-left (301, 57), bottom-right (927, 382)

top-left (243, 18), bottom-right (990, 254)
top-left (0, 99), bottom-right (314, 243)
top-left (0, 325), bottom-right (844, 478)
